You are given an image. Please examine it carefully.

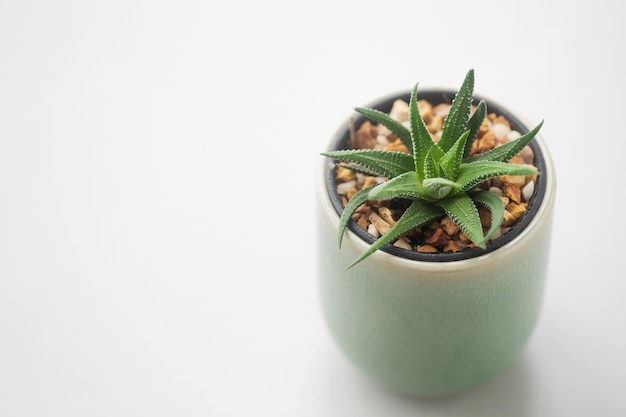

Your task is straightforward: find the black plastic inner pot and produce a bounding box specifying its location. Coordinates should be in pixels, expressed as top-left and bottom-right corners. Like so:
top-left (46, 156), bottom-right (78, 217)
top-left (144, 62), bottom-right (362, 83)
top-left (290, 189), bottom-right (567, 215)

top-left (325, 89), bottom-right (547, 262)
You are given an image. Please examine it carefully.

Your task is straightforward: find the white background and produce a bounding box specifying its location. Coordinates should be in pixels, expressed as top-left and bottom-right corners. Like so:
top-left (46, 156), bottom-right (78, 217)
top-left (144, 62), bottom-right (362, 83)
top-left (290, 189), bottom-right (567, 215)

top-left (1, 0), bottom-right (625, 416)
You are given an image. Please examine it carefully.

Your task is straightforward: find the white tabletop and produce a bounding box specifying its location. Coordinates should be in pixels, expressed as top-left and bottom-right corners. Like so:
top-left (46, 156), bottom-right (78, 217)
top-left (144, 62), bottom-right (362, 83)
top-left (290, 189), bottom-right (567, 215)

top-left (1, 1), bottom-right (625, 416)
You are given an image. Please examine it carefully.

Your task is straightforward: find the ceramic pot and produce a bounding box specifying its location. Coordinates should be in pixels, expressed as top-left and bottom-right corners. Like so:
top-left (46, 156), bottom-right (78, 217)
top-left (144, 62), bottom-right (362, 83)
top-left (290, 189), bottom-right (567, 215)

top-left (317, 89), bottom-right (556, 397)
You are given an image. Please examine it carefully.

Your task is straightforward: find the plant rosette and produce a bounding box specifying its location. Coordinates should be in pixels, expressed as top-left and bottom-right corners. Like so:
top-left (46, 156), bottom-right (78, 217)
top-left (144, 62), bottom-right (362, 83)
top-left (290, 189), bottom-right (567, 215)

top-left (317, 70), bottom-right (556, 397)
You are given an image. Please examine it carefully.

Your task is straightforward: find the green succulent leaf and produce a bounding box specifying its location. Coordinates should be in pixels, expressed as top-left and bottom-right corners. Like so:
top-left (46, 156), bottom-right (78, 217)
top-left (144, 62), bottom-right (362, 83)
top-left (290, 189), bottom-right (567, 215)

top-left (432, 144), bottom-right (445, 159)
top-left (337, 186), bottom-right (374, 249)
top-left (456, 161), bottom-right (538, 192)
top-left (345, 200), bottom-right (443, 269)
top-left (471, 190), bottom-right (505, 242)
top-left (467, 120), bottom-right (544, 163)
top-left (368, 171), bottom-right (433, 201)
top-left (424, 148), bottom-right (445, 180)
top-left (439, 130), bottom-right (470, 180)
top-left (321, 149), bottom-right (415, 178)
top-left (464, 100), bottom-right (487, 158)
top-left (409, 83), bottom-right (435, 179)
top-left (423, 177), bottom-right (460, 199)
top-left (354, 107), bottom-right (413, 153)
top-left (438, 69), bottom-right (474, 152)
top-left (423, 144), bottom-right (447, 178)
top-left (336, 163), bottom-right (380, 177)
top-left (437, 194), bottom-right (485, 248)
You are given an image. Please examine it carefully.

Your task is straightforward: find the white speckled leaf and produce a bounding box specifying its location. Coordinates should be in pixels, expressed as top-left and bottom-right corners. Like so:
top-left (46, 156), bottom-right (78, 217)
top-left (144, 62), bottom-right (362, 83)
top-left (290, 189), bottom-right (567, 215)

top-left (438, 69), bottom-right (474, 152)
top-left (457, 161), bottom-right (538, 192)
top-left (337, 186), bottom-right (373, 249)
top-left (472, 190), bottom-right (505, 242)
top-left (438, 194), bottom-right (485, 248)
top-left (368, 171), bottom-right (432, 201)
top-left (409, 83), bottom-right (435, 179)
top-left (322, 149), bottom-right (415, 178)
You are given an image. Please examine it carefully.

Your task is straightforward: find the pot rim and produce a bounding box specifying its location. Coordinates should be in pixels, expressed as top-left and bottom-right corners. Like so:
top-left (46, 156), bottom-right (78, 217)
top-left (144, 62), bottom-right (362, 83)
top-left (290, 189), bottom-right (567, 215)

top-left (319, 87), bottom-right (556, 270)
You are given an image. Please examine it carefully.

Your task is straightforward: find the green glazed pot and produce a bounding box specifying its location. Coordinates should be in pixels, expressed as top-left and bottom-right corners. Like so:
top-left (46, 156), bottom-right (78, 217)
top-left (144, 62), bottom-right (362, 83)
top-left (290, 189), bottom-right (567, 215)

top-left (317, 89), bottom-right (556, 397)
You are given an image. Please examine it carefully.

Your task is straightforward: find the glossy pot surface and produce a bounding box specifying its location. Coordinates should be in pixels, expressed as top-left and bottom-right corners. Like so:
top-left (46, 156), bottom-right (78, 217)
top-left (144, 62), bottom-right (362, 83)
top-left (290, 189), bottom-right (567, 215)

top-left (317, 89), bottom-right (556, 396)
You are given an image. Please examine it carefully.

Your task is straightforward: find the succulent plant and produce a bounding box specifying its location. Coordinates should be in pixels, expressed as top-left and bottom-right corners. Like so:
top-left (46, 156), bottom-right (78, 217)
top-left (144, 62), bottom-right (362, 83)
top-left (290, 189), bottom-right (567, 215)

top-left (322, 69), bottom-right (544, 269)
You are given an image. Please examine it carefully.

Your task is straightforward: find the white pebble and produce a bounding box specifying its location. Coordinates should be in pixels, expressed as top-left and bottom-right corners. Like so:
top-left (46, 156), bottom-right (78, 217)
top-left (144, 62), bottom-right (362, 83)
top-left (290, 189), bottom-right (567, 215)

top-left (434, 104), bottom-right (451, 117)
top-left (377, 124), bottom-right (391, 136)
top-left (389, 99), bottom-right (409, 122)
top-left (506, 130), bottom-right (521, 140)
top-left (367, 224), bottom-right (380, 238)
top-left (393, 237), bottom-right (412, 250)
top-left (489, 227), bottom-right (503, 241)
top-left (336, 180), bottom-right (356, 195)
top-left (492, 123), bottom-right (511, 139)
top-left (489, 186), bottom-right (503, 197)
top-left (522, 181), bottom-right (535, 202)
